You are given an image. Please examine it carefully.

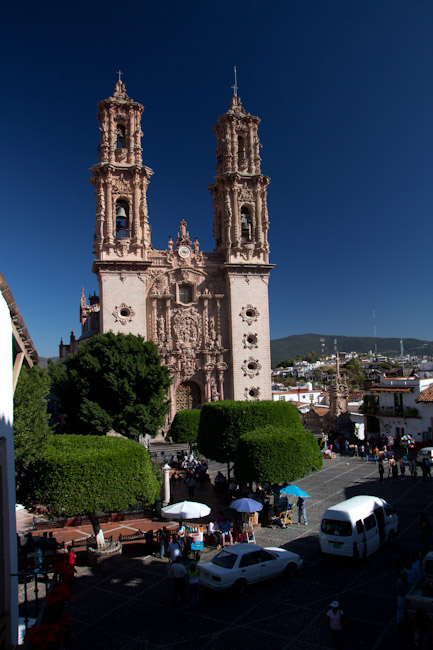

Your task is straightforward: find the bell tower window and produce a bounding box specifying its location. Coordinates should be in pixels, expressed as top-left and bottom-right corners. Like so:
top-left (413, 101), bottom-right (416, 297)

top-left (116, 124), bottom-right (126, 149)
top-left (241, 206), bottom-right (251, 242)
top-left (115, 200), bottom-right (130, 238)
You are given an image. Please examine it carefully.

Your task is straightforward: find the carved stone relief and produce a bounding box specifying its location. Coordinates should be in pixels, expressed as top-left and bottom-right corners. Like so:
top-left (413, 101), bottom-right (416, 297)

top-left (239, 304), bottom-right (260, 325)
top-left (113, 302), bottom-right (135, 325)
top-left (244, 386), bottom-right (261, 401)
top-left (243, 333), bottom-right (258, 349)
top-left (241, 357), bottom-right (262, 378)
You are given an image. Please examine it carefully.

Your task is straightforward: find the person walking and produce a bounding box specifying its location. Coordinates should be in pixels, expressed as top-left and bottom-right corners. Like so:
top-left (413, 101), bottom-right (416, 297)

top-left (297, 497), bottom-right (308, 525)
top-left (185, 472), bottom-right (196, 500)
top-left (320, 600), bottom-right (346, 649)
top-left (409, 458), bottom-right (417, 480)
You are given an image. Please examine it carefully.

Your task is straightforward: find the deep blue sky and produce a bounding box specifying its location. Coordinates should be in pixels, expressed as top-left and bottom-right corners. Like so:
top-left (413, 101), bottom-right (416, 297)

top-left (2, 1), bottom-right (433, 358)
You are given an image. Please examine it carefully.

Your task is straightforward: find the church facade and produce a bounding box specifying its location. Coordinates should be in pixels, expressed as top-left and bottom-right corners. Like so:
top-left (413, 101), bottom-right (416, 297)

top-left (61, 80), bottom-right (274, 422)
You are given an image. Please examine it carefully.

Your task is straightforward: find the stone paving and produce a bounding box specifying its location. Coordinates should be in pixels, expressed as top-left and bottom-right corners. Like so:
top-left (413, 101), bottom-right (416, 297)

top-left (57, 454), bottom-right (433, 650)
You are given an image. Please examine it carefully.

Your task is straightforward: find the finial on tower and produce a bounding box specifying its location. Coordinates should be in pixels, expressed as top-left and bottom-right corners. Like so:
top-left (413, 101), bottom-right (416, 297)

top-left (116, 70), bottom-right (124, 82)
top-left (231, 66), bottom-right (238, 97)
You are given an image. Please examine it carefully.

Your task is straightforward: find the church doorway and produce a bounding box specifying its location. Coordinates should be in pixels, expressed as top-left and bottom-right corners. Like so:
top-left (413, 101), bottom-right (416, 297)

top-left (175, 382), bottom-right (201, 411)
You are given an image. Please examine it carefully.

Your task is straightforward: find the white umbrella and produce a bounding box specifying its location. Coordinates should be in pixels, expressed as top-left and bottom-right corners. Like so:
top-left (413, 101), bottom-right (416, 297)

top-left (161, 500), bottom-right (210, 522)
top-left (230, 498), bottom-right (263, 513)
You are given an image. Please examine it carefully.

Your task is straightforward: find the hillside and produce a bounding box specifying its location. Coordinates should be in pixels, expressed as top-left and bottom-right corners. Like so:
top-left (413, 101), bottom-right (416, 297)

top-left (270, 334), bottom-right (433, 366)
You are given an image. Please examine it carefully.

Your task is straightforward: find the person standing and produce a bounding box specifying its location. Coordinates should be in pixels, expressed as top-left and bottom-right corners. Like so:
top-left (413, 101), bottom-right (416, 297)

top-left (396, 570), bottom-right (409, 625)
top-left (378, 460), bottom-right (385, 484)
top-left (297, 497), bottom-right (308, 525)
top-left (187, 562), bottom-right (200, 609)
top-left (419, 513), bottom-right (431, 553)
top-left (170, 556), bottom-right (187, 608)
top-left (320, 600), bottom-right (345, 649)
top-left (185, 472), bottom-right (196, 500)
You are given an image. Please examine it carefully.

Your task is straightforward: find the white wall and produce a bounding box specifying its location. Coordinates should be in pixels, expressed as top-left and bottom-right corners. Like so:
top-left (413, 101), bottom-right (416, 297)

top-left (0, 293), bottom-right (18, 645)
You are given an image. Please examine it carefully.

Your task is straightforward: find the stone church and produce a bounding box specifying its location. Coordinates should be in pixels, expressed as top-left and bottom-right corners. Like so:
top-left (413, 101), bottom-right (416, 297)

top-left (60, 80), bottom-right (273, 422)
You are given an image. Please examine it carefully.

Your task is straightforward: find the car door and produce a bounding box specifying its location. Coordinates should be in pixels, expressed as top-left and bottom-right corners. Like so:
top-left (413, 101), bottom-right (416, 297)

top-left (363, 513), bottom-right (380, 555)
top-left (238, 550), bottom-right (262, 584)
top-left (257, 550), bottom-right (281, 579)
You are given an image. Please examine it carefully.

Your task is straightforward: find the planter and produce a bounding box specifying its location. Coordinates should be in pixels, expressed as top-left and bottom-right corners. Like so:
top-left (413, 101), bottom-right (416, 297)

top-left (87, 541), bottom-right (122, 567)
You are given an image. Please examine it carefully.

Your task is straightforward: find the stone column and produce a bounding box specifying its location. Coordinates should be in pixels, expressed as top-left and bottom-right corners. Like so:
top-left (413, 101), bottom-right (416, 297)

top-left (256, 189), bottom-right (263, 246)
top-left (162, 463), bottom-right (171, 506)
top-left (105, 178), bottom-right (113, 245)
top-left (128, 110), bottom-right (134, 164)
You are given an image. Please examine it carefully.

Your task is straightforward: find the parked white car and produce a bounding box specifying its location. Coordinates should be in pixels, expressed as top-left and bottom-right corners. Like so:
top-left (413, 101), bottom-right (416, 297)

top-left (198, 543), bottom-right (302, 593)
top-left (416, 447), bottom-right (433, 466)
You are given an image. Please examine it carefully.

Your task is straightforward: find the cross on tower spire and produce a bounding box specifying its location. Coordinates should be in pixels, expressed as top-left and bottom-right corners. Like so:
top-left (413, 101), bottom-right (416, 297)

top-left (116, 70), bottom-right (124, 82)
top-left (231, 66), bottom-right (238, 96)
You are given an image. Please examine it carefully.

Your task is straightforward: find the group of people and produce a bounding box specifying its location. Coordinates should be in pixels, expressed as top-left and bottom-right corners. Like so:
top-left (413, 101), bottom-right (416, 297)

top-left (207, 513), bottom-right (248, 547)
top-left (378, 455), bottom-right (432, 483)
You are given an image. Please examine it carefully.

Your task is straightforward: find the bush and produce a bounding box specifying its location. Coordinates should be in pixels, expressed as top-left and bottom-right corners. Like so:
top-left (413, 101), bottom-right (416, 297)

top-left (169, 409), bottom-right (201, 445)
top-left (234, 425), bottom-right (322, 484)
top-left (18, 435), bottom-right (160, 517)
top-left (197, 400), bottom-right (303, 463)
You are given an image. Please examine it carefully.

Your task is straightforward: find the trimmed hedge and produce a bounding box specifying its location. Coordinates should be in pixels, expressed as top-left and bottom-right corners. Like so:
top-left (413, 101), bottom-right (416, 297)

top-left (234, 425), bottom-right (323, 484)
top-left (19, 435), bottom-right (160, 517)
top-left (197, 400), bottom-right (303, 463)
top-left (169, 409), bottom-right (201, 444)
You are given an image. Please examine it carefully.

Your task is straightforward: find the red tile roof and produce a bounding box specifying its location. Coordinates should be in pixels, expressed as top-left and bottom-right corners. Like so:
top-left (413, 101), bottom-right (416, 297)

top-left (417, 385), bottom-right (433, 403)
top-left (370, 387), bottom-right (412, 393)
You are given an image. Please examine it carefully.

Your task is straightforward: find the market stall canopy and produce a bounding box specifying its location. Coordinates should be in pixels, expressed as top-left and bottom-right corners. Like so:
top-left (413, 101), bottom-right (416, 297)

top-left (161, 500), bottom-right (211, 520)
top-left (230, 498), bottom-right (263, 513)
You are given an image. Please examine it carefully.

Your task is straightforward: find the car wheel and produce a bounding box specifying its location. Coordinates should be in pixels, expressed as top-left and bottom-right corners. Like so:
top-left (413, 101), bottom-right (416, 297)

top-left (233, 579), bottom-right (247, 595)
top-left (284, 563), bottom-right (297, 579)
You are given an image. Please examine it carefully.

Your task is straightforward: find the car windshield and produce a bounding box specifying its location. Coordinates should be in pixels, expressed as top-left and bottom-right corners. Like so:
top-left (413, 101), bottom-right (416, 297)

top-left (321, 519), bottom-right (352, 537)
top-left (211, 550), bottom-right (237, 569)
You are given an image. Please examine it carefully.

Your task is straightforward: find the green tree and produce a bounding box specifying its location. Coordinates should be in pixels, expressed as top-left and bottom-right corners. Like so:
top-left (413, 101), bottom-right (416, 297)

top-left (197, 400), bottom-right (303, 465)
top-left (14, 365), bottom-right (52, 477)
top-left (169, 409), bottom-right (201, 447)
top-left (49, 332), bottom-right (171, 439)
top-left (305, 350), bottom-right (318, 364)
top-left (18, 435), bottom-right (161, 546)
top-left (234, 425), bottom-right (322, 484)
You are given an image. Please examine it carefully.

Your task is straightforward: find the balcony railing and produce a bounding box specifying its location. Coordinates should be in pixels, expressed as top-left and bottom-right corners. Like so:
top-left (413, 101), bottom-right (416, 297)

top-left (363, 405), bottom-right (419, 418)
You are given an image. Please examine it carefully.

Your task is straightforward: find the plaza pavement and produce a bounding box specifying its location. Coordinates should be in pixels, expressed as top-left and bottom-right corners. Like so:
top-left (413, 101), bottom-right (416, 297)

top-left (37, 452), bottom-right (433, 650)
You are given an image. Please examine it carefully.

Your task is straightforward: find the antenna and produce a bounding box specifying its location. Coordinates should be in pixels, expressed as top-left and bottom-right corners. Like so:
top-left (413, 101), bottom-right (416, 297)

top-left (320, 337), bottom-right (326, 358)
top-left (231, 66), bottom-right (238, 96)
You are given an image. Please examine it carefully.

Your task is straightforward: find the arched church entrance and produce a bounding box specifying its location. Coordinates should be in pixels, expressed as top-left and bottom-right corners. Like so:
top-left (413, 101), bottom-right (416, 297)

top-left (175, 381), bottom-right (201, 411)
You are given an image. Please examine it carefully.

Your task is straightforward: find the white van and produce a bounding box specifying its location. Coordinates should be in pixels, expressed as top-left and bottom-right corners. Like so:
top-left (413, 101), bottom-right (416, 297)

top-left (319, 495), bottom-right (398, 559)
top-left (416, 447), bottom-right (433, 466)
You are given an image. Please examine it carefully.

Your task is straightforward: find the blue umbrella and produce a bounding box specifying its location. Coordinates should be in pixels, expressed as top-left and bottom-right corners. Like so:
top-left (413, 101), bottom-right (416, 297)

top-left (280, 485), bottom-right (310, 498)
top-left (230, 498), bottom-right (263, 513)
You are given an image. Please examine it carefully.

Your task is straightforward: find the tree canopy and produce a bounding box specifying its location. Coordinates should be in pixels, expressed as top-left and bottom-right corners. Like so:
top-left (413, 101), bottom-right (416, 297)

top-left (169, 409), bottom-right (201, 445)
top-left (14, 365), bottom-right (52, 478)
top-left (17, 434), bottom-right (161, 519)
top-left (234, 425), bottom-right (322, 484)
top-left (49, 332), bottom-right (171, 438)
top-left (197, 400), bottom-right (303, 463)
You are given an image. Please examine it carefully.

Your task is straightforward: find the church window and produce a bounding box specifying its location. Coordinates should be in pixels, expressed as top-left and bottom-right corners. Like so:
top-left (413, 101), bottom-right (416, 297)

top-left (120, 307), bottom-right (131, 318)
top-left (249, 388), bottom-right (259, 398)
top-left (241, 206), bottom-right (251, 242)
top-left (245, 308), bottom-right (256, 319)
top-left (117, 124), bottom-right (126, 148)
top-left (178, 283), bottom-right (193, 304)
top-left (247, 361), bottom-right (258, 372)
top-left (247, 334), bottom-right (257, 346)
top-left (115, 200), bottom-right (130, 238)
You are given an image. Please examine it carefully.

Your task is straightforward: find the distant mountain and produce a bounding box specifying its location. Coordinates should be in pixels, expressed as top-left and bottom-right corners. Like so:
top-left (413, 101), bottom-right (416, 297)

top-left (270, 334), bottom-right (433, 366)
top-left (38, 357), bottom-right (59, 367)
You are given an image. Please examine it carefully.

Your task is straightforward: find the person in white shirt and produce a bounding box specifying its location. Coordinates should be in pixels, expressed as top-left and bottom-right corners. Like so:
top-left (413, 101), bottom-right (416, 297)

top-left (170, 557), bottom-right (187, 608)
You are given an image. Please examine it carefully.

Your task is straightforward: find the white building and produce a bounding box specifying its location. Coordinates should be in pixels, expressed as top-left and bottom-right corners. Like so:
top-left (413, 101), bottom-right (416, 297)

top-left (364, 374), bottom-right (433, 443)
top-left (272, 382), bottom-right (324, 407)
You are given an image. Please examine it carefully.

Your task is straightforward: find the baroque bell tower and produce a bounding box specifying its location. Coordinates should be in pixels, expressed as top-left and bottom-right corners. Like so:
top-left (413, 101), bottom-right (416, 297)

top-left (90, 78), bottom-right (154, 336)
top-left (210, 89), bottom-right (273, 401)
